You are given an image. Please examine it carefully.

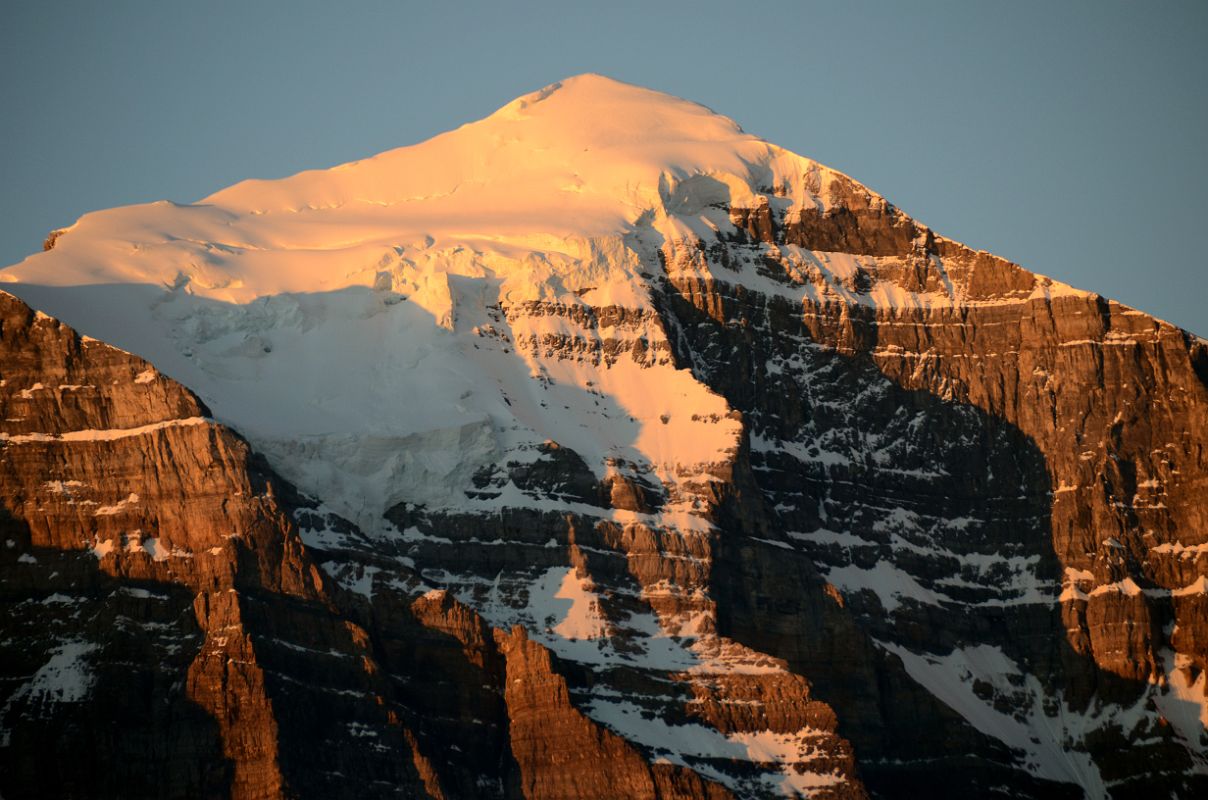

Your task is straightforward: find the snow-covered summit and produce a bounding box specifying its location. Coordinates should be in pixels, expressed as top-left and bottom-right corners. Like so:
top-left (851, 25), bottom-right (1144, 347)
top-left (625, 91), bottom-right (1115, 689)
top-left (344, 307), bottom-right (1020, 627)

top-left (205, 72), bottom-right (782, 229)
top-left (3, 74), bottom-right (833, 304)
top-left (0, 74), bottom-right (1067, 538)
top-left (3, 75), bottom-right (825, 531)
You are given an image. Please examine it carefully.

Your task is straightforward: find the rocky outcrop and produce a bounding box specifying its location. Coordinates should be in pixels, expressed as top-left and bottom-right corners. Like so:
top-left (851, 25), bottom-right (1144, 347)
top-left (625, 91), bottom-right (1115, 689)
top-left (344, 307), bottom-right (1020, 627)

top-left (494, 624), bottom-right (732, 800)
top-left (0, 292), bottom-right (444, 798)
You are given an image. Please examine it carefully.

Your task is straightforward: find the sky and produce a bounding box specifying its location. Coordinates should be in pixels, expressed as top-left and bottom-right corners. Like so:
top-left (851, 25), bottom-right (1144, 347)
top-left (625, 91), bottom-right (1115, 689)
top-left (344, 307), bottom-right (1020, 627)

top-left (2, 0), bottom-right (1206, 333)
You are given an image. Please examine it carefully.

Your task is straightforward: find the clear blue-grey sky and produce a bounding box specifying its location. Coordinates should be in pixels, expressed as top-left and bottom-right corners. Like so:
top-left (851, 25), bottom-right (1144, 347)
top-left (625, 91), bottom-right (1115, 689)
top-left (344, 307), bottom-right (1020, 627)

top-left (3, 1), bottom-right (1205, 333)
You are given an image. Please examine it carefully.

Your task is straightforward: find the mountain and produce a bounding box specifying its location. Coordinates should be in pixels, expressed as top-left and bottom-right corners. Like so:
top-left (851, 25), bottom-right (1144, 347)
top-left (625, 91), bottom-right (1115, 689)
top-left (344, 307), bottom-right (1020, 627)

top-left (1, 73), bottom-right (1206, 799)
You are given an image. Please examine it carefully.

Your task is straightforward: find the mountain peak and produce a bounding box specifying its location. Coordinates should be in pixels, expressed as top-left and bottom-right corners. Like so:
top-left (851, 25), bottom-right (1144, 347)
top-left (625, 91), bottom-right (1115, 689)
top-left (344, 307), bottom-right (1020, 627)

top-left (4, 73), bottom-right (1207, 797)
top-left (5, 77), bottom-right (832, 302)
top-left (195, 73), bottom-right (775, 224)
top-left (487, 73), bottom-right (738, 132)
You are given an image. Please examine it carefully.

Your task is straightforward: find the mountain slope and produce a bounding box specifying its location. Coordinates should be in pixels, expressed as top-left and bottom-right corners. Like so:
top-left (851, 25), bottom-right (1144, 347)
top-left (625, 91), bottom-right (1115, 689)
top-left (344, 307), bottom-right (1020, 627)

top-left (2, 74), bottom-right (1206, 798)
top-left (0, 289), bottom-right (760, 799)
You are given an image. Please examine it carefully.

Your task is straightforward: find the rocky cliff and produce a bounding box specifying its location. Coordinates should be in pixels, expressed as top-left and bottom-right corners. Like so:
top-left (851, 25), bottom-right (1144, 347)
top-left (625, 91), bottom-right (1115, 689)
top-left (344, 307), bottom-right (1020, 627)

top-left (1, 75), bottom-right (1204, 798)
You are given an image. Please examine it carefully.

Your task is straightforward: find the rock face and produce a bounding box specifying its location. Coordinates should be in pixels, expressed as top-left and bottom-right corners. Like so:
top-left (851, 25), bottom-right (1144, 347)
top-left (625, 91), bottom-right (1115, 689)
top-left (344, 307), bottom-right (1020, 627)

top-left (655, 183), bottom-right (1208, 796)
top-left (1, 75), bottom-right (1206, 798)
